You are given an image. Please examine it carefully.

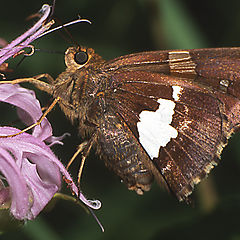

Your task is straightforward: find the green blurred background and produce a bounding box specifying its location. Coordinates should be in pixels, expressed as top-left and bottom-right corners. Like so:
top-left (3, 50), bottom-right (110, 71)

top-left (1, 0), bottom-right (240, 239)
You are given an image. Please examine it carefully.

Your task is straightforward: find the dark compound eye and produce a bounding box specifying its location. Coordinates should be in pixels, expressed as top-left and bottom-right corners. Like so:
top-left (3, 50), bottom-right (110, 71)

top-left (74, 51), bottom-right (89, 65)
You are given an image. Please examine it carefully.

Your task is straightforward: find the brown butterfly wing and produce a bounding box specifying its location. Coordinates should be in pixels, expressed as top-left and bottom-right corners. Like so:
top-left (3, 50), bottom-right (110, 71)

top-left (102, 48), bottom-right (240, 201)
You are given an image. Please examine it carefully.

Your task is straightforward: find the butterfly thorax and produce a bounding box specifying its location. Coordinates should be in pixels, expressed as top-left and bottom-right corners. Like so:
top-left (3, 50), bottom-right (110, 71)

top-left (51, 46), bottom-right (156, 193)
top-left (52, 47), bottom-right (108, 137)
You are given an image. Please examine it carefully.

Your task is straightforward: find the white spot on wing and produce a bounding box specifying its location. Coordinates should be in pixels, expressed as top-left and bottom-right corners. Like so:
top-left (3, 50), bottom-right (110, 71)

top-left (172, 86), bottom-right (183, 101)
top-left (137, 99), bottom-right (178, 159)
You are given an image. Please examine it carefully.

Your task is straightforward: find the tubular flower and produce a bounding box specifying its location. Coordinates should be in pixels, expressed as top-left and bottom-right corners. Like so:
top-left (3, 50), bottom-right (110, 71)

top-left (0, 84), bottom-right (101, 220)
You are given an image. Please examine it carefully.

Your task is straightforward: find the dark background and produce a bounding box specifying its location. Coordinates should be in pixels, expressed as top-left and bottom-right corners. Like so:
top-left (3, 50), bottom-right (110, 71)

top-left (1, 0), bottom-right (240, 239)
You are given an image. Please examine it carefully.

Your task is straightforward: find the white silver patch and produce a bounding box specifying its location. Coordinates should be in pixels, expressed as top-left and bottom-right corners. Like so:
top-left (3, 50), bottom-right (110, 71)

top-left (219, 79), bottom-right (230, 88)
top-left (137, 99), bottom-right (178, 160)
top-left (172, 86), bottom-right (183, 101)
top-left (168, 51), bottom-right (197, 75)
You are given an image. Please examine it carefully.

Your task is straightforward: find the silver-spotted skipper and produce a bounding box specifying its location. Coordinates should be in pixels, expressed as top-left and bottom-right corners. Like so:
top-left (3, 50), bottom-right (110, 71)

top-left (4, 46), bottom-right (240, 202)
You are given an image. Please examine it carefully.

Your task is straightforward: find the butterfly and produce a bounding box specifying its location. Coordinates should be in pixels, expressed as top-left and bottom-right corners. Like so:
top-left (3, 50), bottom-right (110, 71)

top-left (5, 46), bottom-right (240, 202)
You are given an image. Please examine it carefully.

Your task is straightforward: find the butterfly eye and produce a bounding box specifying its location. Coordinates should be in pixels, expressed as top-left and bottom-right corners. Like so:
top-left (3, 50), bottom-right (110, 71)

top-left (74, 51), bottom-right (89, 65)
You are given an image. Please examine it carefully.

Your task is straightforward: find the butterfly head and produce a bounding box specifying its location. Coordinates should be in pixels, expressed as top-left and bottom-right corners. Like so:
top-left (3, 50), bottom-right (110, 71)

top-left (64, 46), bottom-right (103, 71)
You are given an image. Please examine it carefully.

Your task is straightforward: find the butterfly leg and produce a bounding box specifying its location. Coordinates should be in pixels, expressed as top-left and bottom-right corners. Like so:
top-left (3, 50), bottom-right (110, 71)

top-left (77, 134), bottom-right (97, 188)
top-left (0, 74), bottom-right (57, 138)
top-left (34, 73), bottom-right (55, 84)
top-left (66, 133), bottom-right (97, 196)
top-left (0, 97), bottom-right (60, 138)
top-left (0, 74), bottom-right (54, 94)
top-left (66, 141), bottom-right (88, 170)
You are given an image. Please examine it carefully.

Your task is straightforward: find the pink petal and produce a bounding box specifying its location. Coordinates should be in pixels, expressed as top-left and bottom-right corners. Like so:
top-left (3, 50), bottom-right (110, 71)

top-left (0, 84), bottom-right (52, 141)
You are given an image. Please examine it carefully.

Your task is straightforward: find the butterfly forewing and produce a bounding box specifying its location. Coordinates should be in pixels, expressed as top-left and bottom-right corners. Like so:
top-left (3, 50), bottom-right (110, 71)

top-left (101, 47), bottom-right (240, 200)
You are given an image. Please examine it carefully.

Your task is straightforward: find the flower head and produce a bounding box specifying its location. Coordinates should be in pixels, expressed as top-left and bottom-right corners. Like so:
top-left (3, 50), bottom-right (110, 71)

top-left (0, 127), bottom-right (61, 220)
top-left (0, 4), bottom-right (53, 66)
top-left (0, 84), bottom-right (101, 220)
top-left (0, 2), bottom-right (100, 228)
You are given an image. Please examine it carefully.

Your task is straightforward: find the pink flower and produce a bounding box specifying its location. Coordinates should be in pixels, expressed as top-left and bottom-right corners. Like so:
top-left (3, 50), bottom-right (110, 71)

top-left (0, 84), bottom-right (101, 220)
top-left (0, 3), bottom-right (102, 230)
top-left (0, 3), bottom-right (90, 69)
top-left (0, 126), bottom-right (61, 220)
top-left (0, 4), bottom-right (52, 66)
